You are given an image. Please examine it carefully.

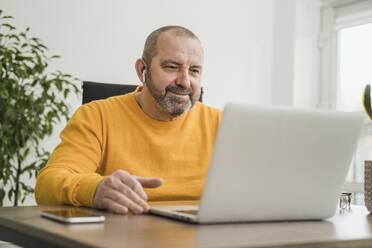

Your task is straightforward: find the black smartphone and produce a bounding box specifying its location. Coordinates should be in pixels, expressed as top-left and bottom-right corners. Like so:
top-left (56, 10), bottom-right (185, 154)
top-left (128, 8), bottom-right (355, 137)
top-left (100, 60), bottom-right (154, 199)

top-left (41, 209), bottom-right (105, 224)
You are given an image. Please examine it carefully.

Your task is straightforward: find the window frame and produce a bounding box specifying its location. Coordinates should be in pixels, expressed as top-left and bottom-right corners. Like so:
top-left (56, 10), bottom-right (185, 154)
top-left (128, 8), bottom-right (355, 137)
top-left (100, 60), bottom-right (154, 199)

top-left (320, 0), bottom-right (372, 195)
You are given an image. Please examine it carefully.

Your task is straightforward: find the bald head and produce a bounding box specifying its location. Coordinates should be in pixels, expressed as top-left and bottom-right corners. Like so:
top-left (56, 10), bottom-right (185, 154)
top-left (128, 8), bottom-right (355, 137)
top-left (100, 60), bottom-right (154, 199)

top-left (142, 25), bottom-right (201, 68)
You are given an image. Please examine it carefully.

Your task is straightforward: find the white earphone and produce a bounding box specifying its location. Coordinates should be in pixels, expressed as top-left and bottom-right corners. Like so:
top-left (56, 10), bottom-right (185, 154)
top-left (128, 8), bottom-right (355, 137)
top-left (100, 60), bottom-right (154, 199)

top-left (142, 70), bottom-right (146, 82)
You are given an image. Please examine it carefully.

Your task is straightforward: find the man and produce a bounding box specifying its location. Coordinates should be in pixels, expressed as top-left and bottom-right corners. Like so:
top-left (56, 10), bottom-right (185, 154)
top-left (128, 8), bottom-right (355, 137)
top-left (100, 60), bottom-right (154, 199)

top-left (35, 26), bottom-right (221, 215)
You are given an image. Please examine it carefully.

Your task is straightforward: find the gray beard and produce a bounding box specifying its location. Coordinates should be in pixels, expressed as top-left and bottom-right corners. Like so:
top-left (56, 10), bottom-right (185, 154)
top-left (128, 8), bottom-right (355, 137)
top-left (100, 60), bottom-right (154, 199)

top-left (144, 71), bottom-right (197, 117)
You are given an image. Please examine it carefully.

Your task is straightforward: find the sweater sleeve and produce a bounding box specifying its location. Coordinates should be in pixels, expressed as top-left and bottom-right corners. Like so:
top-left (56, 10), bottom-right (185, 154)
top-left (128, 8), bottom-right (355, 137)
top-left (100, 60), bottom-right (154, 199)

top-left (35, 103), bottom-right (106, 207)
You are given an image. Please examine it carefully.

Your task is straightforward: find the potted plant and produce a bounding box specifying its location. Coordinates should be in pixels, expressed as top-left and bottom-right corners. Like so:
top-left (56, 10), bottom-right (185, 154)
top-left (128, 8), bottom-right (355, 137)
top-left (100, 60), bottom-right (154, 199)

top-left (0, 10), bottom-right (80, 206)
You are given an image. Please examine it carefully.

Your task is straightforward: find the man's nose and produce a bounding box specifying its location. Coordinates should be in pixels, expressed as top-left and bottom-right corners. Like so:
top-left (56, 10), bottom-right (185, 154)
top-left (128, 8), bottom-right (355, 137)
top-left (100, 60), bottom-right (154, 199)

top-left (175, 70), bottom-right (191, 88)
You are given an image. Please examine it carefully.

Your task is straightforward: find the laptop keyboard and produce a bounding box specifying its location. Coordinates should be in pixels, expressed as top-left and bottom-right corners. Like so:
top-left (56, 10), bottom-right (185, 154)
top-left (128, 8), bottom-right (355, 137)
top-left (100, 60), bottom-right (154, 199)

top-left (175, 210), bottom-right (198, 216)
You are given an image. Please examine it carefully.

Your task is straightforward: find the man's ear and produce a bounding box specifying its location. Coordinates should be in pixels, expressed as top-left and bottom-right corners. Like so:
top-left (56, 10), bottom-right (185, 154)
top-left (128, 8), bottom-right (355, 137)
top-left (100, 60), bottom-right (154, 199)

top-left (135, 59), bottom-right (147, 83)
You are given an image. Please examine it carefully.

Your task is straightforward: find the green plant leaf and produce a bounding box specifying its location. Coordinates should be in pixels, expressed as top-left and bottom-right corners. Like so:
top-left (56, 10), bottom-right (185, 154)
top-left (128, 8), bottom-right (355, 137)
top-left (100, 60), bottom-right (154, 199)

top-left (7, 189), bottom-right (13, 202)
top-left (9, 34), bottom-right (20, 41)
top-left (23, 147), bottom-right (30, 159)
top-left (2, 23), bottom-right (15, 30)
top-left (55, 80), bottom-right (62, 91)
top-left (63, 88), bottom-right (70, 98)
top-left (363, 85), bottom-right (372, 120)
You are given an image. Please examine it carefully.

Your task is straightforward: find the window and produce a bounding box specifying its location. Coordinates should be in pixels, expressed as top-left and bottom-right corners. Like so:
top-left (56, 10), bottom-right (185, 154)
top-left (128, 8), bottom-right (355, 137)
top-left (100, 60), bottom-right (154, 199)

top-left (336, 23), bottom-right (372, 112)
top-left (321, 0), bottom-right (372, 205)
top-left (337, 23), bottom-right (372, 205)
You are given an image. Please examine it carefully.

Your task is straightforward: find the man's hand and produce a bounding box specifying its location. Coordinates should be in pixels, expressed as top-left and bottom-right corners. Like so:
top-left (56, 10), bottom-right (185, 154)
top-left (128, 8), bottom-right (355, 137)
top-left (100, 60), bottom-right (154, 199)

top-left (93, 170), bottom-right (163, 214)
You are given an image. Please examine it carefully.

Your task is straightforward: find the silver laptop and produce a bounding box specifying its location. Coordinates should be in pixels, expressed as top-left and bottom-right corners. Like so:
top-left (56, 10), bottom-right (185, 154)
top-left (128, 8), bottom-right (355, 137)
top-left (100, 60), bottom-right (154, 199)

top-left (150, 102), bottom-right (365, 224)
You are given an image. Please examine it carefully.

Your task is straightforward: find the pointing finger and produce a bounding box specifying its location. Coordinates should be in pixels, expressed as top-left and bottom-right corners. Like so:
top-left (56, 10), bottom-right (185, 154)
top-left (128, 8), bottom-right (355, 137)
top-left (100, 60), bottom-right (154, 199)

top-left (135, 176), bottom-right (163, 188)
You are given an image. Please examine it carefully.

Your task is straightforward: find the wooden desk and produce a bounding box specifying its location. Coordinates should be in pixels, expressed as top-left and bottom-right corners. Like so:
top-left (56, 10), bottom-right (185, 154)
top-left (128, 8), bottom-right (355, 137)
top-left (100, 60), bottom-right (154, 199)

top-left (0, 202), bottom-right (372, 248)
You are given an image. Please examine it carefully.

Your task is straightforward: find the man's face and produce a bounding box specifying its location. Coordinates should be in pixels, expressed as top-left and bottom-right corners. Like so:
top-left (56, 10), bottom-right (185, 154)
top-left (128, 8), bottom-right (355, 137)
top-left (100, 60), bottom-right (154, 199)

top-left (144, 32), bottom-right (203, 117)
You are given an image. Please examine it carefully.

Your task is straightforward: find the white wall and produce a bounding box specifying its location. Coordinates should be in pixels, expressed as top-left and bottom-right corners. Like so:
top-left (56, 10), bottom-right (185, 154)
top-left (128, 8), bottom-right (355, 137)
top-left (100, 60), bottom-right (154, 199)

top-left (1, 0), bottom-right (322, 206)
top-left (271, 0), bottom-right (322, 107)
top-left (271, 0), bottom-right (296, 105)
top-left (293, 0), bottom-right (322, 108)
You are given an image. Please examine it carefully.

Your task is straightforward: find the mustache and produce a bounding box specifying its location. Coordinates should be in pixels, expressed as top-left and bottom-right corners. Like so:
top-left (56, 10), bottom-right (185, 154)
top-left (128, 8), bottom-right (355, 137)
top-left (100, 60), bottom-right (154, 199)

top-left (165, 85), bottom-right (192, 95)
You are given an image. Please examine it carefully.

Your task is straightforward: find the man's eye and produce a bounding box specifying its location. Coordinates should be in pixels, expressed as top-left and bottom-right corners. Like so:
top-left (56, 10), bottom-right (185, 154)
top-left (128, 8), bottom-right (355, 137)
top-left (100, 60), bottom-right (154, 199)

top-left (166, 66), bottom-right (177, 70)
top-left (191, 69), bottom-right (200, 74)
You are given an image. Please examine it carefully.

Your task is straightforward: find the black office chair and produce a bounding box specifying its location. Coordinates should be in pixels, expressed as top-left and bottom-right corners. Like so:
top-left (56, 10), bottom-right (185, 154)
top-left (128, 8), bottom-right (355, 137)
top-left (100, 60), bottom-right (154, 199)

top-left (82, 81), bottom-right (139, 104)
top-left (82, 81), bottom-right (203, 104)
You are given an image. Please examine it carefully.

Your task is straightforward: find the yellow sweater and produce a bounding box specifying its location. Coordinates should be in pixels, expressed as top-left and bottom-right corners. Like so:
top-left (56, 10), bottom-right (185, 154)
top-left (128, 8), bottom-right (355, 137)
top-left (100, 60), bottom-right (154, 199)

top-left (35, 87), bottom-right (221, 207)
